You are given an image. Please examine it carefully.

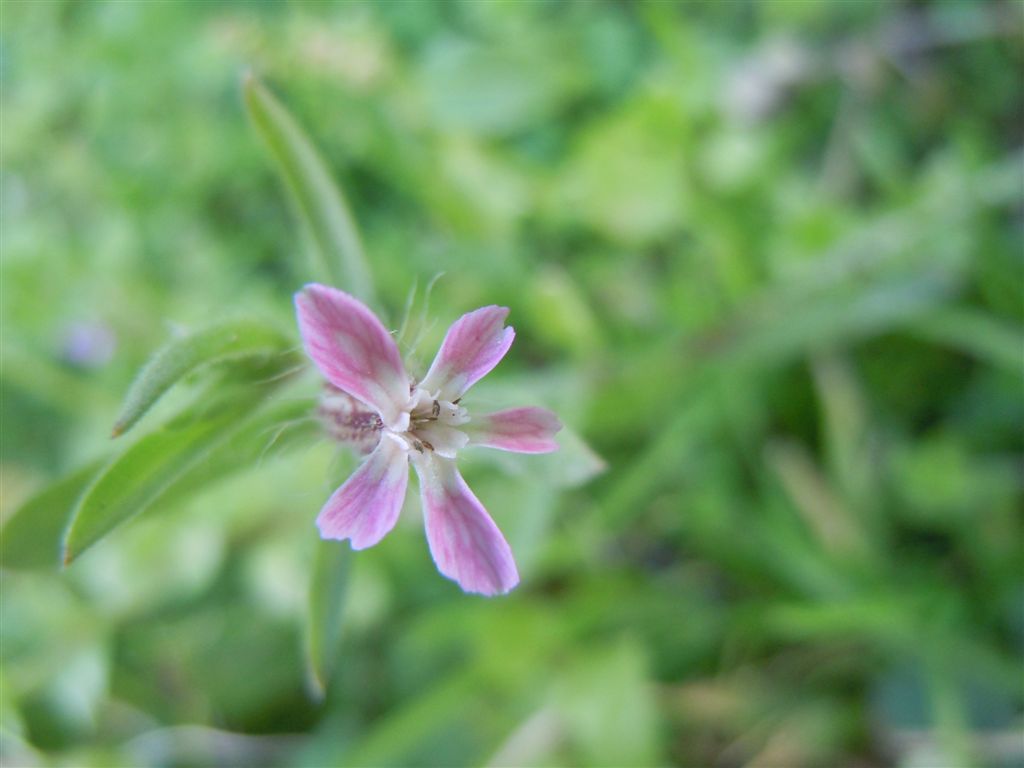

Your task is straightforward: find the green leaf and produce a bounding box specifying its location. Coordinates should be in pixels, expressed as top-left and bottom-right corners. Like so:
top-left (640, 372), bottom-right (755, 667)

top-left (303, 449), bottom-right (357, 699)
top-left (765, 438), bottom-right (870, 562)
top-left (305, 538), bottom-right (350, 700)
top-left (65, 377), bottom-right (294, 565)
top-left (1, 459), bottom-right (106, 571)
top-left (717, 271), bottom-right (957, 374)
top-left (547, 427), bottom-right (607, 488)
top-left (111, 319), bottom-right (292, 438)
top-left (243, 74), bottom-right (376, 305)
top-left (145, 395), bottom-right (320, 515)
top-left (810, 352), bottom-right (883, 538)
top-left (907, 307), bottom-right (1024, 380)
top-left (67, 405), bottom-right (247, 564)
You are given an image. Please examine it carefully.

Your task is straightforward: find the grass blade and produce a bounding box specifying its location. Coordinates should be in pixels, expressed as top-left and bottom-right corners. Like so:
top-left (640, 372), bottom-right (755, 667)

top-left (907, 307), bottom-right (1024, 380)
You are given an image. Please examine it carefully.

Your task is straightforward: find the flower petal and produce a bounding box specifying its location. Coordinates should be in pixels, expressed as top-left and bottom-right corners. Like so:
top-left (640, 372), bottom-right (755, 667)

top-left (295, 284), bottom-right (410, 430)
top-left (419, 306), bottom-right (515, 401)
top-left (317, 435), bottom-right (409, 549)
top-left (413, 454), bottom-right (519, 596)
top-left (465, 407), bottom-right (562, 454)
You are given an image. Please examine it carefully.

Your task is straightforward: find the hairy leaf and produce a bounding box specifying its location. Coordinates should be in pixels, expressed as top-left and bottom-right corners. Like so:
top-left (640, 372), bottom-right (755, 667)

top-left (112, 319), bottom-right (292, 438)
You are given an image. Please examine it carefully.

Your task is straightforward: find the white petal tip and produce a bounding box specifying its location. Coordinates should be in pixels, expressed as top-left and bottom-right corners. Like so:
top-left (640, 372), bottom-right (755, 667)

top-left (463, 578), bottom-right (519, 597)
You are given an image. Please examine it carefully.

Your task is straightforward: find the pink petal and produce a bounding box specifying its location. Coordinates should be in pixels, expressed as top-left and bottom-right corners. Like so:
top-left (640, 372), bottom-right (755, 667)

top-left (295, 284), bottom-right (410, 430)
top-left (466, 407), bottom-right (562, 454)
top-left (419, 306), bottom-right (515, 401)
top-left (317, 436), bottom-right (409, 549)
top-left (413, 454), bottom-right (519, 596)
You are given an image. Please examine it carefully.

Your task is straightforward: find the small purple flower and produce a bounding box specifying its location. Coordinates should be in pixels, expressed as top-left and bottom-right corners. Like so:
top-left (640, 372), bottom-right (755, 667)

top-left (295, 284), bottom-right (561, 596)
top-left (62, 321), bottom-right (117, 369)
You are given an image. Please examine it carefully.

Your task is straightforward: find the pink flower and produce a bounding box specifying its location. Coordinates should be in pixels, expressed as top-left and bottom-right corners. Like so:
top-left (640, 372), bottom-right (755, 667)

top-left (295, 284), bottom-right (562, 596)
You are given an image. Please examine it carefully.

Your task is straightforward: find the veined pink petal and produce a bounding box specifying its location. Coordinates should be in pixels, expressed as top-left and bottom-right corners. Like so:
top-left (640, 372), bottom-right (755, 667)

top-left (419, 306), bottom-right (515, 401)
top-left (295, 284), bottom-right (410, 429)
top-left (465, 407), bottom-right (562, 454)
top-left (317, 435), bottom-right (409, 549)
top-left (413, 454), bottom-right (519, 596)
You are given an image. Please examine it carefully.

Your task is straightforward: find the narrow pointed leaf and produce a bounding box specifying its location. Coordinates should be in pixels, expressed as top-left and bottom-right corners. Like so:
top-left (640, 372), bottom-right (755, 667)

top-left (304, 450), bottom-right (357, 698)
top-left (907, 307), bottom-right (1024, 380)
top-left (112, 319), bottom-right (292, 437)
top-left (305, 537), bottom-right (351, 700)
top-left (243, 74), bottom-right (376, 305)
top-left (67, 402), bottom-right (252, 564)
top-left (144, 395), bottom-right (320, 515)
top-left (66, 368), bottom-right (297, 564)
top-left (1, 459), bottom-right (106, 571)
top-left (716, 271), bottom-right (957, 374)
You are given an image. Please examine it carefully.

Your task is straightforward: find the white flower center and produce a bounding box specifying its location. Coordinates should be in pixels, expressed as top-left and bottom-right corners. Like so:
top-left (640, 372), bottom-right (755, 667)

top-left (388, 386), bottom-right (470, 459)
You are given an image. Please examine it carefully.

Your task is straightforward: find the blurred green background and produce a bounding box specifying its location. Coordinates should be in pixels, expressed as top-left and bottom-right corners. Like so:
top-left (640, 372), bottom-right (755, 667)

top-left (3, 1), bottom-right (1023, 766)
